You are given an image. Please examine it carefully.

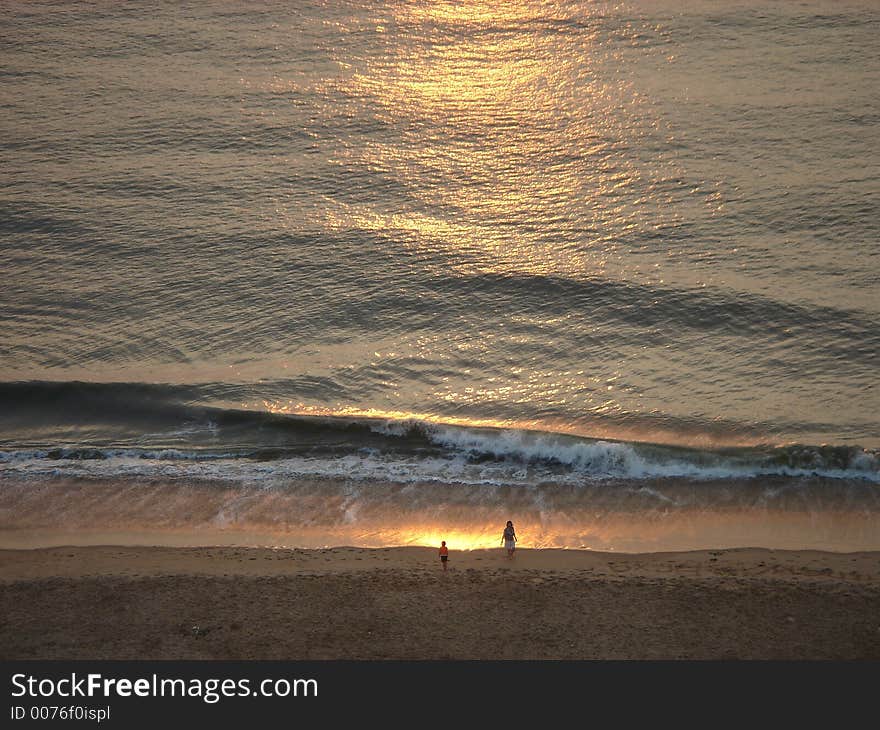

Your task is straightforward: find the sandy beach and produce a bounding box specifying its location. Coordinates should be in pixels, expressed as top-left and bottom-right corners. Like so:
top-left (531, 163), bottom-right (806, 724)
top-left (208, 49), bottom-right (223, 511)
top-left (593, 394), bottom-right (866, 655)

top-left (2, 544), bottom-right (878, 660)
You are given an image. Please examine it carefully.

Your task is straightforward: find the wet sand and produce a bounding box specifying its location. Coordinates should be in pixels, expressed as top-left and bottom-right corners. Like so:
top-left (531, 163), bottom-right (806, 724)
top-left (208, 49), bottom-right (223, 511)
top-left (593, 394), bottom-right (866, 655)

top-left (1, 545), bottom-right (879, 659)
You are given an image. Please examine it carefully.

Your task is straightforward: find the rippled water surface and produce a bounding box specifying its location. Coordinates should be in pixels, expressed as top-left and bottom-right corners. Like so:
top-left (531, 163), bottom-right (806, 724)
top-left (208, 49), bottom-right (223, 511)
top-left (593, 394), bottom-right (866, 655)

top-left (1, 1), bottom-right (878, 550)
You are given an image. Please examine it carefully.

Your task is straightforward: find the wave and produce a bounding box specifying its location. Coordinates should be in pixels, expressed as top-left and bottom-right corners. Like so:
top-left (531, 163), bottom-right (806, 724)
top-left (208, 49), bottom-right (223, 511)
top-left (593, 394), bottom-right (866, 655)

top-left (1, 381), bottom-right (877, 484)
top-left (419, 272), bottom-right (880, 365)
top-left (378, 420), bottom-right (880, 482)
top-left (1, 424), bottom-right (877, 486)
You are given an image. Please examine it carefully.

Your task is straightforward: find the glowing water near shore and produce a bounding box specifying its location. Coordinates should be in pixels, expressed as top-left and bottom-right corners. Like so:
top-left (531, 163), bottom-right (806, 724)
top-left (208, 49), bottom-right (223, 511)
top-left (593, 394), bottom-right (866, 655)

top-left (1, 1), bottom-right (878, 551)
top-left (1, 469), bottom-right (878, 552)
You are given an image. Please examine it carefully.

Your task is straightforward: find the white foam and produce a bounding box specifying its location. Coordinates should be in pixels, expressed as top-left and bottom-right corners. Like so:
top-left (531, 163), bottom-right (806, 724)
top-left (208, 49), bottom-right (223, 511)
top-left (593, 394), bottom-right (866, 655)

top-left (369, 420), bottom-right (880, 483)
top-left (1, 426), bottom-right (878, 486)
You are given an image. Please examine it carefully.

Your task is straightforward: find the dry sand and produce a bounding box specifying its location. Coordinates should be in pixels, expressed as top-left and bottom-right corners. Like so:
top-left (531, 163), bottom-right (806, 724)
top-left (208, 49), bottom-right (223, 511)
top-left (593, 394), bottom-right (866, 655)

top-left (1, 545), bottom-right (879, 660)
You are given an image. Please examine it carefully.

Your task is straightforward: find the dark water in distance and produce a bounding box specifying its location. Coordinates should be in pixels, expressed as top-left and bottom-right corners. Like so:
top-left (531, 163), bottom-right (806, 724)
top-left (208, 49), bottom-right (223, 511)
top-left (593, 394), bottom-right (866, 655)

top-left (1, 1), bottom-right (878, 550)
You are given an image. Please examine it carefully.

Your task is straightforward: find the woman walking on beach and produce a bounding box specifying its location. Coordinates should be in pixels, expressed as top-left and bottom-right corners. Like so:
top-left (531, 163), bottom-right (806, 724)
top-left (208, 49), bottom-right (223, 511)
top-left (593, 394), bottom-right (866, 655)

top-left (501, 520), bottom-right (517, 559)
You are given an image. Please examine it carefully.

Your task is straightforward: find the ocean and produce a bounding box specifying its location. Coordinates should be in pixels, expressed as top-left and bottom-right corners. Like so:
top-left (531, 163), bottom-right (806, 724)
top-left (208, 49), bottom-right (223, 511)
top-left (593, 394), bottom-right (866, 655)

top-left (1, 0), bottom-right (877, 552)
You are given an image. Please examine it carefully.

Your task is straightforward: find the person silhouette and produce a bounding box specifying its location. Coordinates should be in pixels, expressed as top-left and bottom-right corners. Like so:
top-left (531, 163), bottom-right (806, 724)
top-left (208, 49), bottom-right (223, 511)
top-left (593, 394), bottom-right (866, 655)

top-left (501, 521), bottom-right (517, 559)
top-left (439, 540), bottom-right (449, 571)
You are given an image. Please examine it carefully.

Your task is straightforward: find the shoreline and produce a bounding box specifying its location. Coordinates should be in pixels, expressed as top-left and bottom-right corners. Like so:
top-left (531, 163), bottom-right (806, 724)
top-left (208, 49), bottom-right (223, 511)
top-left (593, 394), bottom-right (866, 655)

top-left (2, 543), bottom-right (880, 581)
top-left (2, 544), bottom-right (879, 660)
top-left (3, 472), bottom-right (879, 554)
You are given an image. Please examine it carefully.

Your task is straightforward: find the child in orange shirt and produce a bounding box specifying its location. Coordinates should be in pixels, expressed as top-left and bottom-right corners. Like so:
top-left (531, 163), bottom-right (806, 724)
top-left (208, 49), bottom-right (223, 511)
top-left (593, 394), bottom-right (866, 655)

top-left (439, 541), bottom-right (449, 571)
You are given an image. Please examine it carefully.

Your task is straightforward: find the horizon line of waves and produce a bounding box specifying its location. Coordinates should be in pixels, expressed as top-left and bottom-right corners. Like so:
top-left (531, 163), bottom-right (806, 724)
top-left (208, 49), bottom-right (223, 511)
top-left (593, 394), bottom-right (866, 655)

top-left (1, 431), bottom-right (878, 484)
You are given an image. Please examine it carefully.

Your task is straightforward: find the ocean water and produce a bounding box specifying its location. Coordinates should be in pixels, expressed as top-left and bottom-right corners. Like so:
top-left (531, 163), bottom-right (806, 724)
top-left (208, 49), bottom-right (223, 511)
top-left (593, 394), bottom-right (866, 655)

top-left (1, 0), bottom-right (878, 552)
